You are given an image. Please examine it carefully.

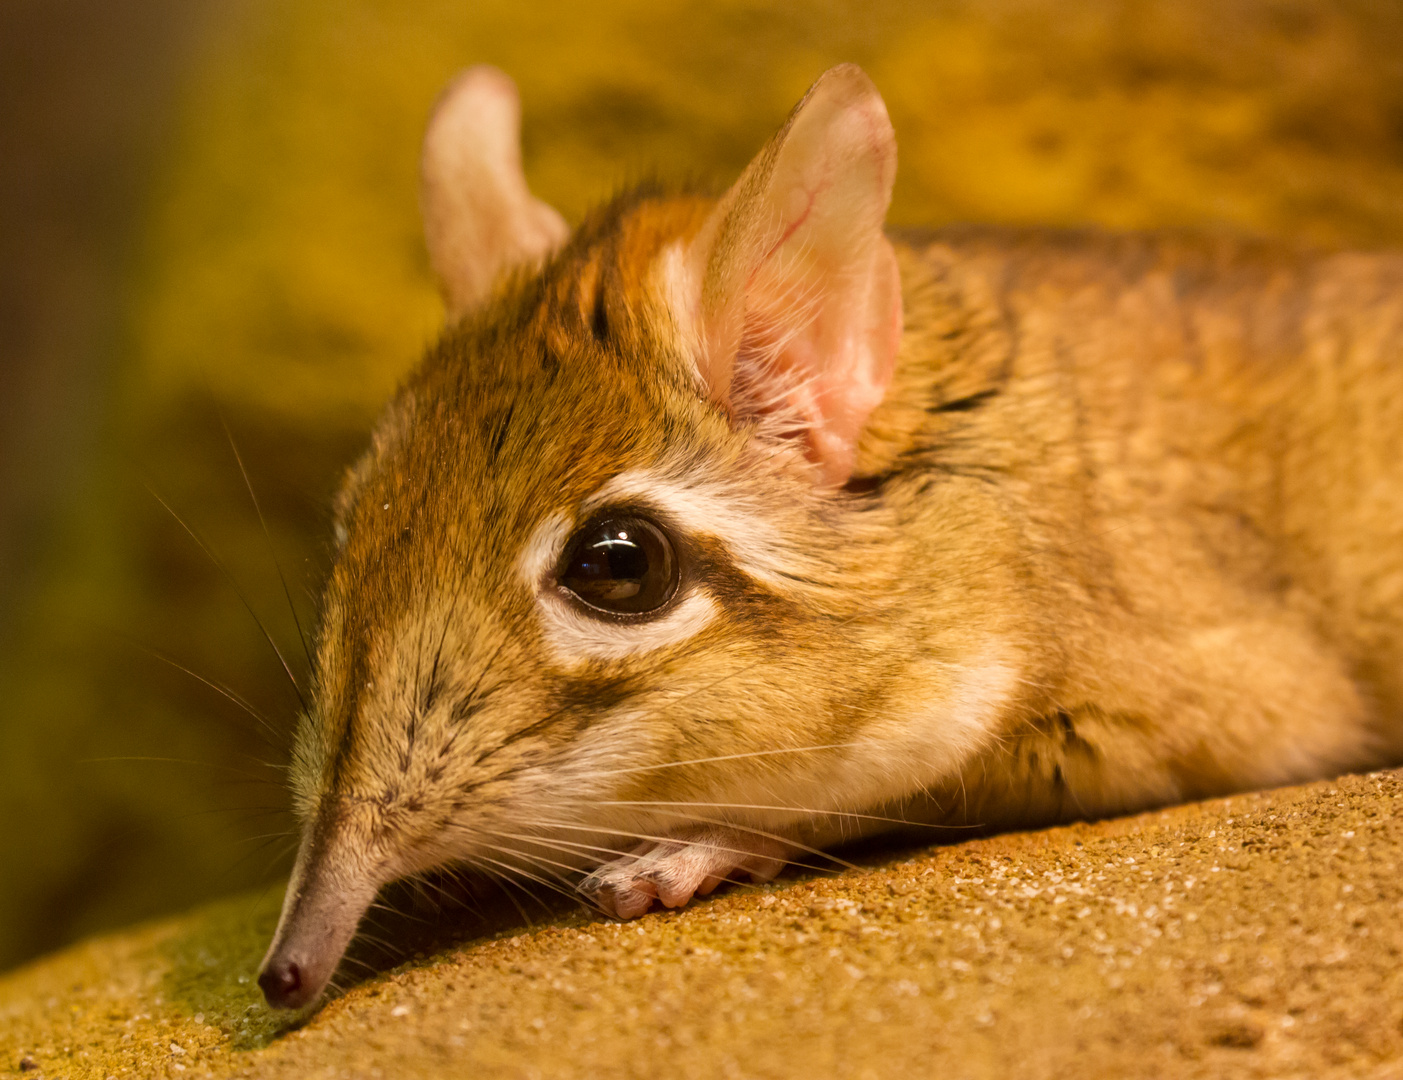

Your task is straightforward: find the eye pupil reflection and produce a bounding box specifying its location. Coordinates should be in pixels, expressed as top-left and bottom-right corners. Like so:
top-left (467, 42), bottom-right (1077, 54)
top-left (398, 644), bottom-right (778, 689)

top-left (558, 516), bottom-right (678, 616)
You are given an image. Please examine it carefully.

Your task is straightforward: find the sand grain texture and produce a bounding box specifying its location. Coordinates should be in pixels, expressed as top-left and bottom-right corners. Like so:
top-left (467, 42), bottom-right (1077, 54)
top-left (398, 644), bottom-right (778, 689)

top-left (4, 769), bottom-right (1402, 1079)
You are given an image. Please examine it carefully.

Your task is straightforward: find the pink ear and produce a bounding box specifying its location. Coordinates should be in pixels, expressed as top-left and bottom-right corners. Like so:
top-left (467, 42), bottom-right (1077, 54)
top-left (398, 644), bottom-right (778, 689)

top-left (670, 64), bottom-right (902, 486)
top-left (420, 67), bottom-right (569, 319)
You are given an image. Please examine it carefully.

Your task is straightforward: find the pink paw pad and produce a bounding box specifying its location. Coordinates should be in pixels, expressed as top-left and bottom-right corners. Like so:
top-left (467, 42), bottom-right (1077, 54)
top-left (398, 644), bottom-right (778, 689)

top-left (579, 828), bottom-right (790, 919)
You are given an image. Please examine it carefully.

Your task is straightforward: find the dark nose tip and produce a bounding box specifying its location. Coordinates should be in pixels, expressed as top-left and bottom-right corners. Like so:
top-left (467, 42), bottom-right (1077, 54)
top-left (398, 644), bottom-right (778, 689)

top-left (258, 959), bottom-right (304, 1009)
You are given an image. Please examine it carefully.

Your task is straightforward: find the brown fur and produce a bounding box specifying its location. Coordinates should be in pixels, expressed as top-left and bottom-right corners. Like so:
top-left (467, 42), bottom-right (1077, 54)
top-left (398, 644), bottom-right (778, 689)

top-left (258, 78), bottom-right (1403, 1011)
top-left (881, 227), bottom-right (1403, 823)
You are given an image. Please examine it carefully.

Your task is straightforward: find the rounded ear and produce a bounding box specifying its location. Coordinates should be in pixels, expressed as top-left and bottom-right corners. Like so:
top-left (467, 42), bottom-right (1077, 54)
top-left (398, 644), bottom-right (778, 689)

top-left (663, 64), bottom-right (902, 487)
top-left (420, 67), bottom-right (569, 319)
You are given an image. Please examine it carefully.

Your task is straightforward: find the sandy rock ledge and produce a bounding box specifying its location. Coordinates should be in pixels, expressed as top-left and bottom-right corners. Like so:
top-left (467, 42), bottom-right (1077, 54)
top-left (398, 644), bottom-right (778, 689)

top-left (3, 770), bottom-right (1403, 1080)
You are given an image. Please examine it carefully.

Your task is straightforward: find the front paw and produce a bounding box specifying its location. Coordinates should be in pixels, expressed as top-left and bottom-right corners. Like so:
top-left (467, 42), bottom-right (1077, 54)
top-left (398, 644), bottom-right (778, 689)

top-left (578, 828), bottom-right (791, 919)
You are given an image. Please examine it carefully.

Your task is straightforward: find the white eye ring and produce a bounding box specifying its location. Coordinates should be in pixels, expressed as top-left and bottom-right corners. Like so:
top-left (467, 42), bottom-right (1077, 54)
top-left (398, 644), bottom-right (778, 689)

top-left (534, 586), bottom-right (718, 666)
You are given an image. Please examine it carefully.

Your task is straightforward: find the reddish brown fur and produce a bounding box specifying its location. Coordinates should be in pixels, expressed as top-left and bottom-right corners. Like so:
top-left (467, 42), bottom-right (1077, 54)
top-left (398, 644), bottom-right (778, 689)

top-left (259, 67), bottom-right (1403, 1012)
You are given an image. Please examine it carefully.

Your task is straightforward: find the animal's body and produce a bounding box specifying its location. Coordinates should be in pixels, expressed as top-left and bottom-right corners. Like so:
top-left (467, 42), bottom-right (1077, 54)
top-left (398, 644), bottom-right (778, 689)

top-left (257, 65), bottom-right (1403, 1010)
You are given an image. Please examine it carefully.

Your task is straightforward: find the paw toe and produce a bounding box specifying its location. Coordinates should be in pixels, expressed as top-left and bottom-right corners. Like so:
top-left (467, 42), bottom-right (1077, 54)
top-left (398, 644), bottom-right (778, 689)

top-left (611, 879), bottom-right (657, 919)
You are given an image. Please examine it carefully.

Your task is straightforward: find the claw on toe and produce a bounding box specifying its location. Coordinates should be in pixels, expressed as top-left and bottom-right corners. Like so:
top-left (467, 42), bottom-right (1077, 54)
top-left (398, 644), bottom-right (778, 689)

top-left (636, 867), bottom-right (723, 908)
top-left (605, 878), bottom-right (657, 920)
top-left (578, 829), bottom-right (792, 919)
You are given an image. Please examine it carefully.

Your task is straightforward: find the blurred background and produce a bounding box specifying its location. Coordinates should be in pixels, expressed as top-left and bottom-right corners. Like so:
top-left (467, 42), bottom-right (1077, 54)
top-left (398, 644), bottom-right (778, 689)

top-left (4, 0), bottom-right (1403, 974)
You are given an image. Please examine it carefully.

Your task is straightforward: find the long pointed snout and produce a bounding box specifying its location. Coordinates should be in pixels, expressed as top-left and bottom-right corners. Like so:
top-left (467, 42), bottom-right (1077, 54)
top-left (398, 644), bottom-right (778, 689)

top-left (258, 816), bottom-right (381, 1010)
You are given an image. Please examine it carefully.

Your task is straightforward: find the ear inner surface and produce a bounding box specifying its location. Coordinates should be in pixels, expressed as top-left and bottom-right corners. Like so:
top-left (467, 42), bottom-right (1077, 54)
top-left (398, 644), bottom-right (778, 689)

top-left (676, 63), bottom-right (903, 487)
top-left (420, 66), bottom-right (569, 319)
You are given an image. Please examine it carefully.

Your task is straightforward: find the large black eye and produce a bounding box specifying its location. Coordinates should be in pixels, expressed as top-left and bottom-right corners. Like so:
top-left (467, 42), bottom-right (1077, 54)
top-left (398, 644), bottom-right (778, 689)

top-left (557, 516), bottom-right (679, 616)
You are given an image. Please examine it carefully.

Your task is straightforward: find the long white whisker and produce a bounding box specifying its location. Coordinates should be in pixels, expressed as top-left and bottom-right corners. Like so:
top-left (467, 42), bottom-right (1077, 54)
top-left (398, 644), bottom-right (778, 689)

top-left (470, 839), bottom-right (587, 886)
top-left (585, 742), bottom-right (873, 778)
top-left (470, 843), bottom-right (608, 915)
top-left (476, 863), bottom-right (536, 926)
top-left (474, 833), bottom-right (600, 875)
top-left (613, 806), bottom-right (859, 872)
top-left (482, 830), bottom-right (797, 906)
top-left (486, 820), bottom-right (840, 877)
top-left (471, 852), bottom-right (579, 911)
top-left (589, 799), bottom-right (984, 830)
top-left (477, 827), bottom-right (634, 861)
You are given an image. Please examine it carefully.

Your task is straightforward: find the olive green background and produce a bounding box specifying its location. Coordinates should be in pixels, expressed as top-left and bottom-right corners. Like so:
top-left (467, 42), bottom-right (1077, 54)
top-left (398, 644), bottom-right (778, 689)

top-left (4, 0), bottom-right (1403, 973)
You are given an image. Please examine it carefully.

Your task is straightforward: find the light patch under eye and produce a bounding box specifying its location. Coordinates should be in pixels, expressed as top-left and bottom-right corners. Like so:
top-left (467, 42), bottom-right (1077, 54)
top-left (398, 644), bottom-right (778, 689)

top-left (536, 589), bottom-right (718, 666)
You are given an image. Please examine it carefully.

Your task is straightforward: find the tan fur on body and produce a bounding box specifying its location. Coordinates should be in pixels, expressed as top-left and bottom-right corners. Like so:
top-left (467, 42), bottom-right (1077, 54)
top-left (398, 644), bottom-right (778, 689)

top-left (257, 66), bottom-right (1403, 1010)
top-left (878, 229), bottom-right (1403, 825)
